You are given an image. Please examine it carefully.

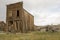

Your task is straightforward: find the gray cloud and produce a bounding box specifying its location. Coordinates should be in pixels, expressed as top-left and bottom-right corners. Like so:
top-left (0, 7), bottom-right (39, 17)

top-left (0, 0), bottom-right (60, 26)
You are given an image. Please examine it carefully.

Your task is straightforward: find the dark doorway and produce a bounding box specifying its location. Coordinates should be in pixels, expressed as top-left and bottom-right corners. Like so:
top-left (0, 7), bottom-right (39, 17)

top-left (8, 21), bottom-right (13, 26)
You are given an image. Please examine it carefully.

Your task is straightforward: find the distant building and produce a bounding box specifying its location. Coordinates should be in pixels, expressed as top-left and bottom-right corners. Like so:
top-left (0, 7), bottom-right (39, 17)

top-left (0, 21), bottom-right (6, 32)
top-left (35, 25), bottom-right (60, 32)
top-left (6, 2), bottom-right (34, 33)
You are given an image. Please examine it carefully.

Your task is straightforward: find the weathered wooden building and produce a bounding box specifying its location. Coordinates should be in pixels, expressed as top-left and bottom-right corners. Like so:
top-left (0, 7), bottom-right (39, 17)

top-left (6, 2), bottom-right (34, 33)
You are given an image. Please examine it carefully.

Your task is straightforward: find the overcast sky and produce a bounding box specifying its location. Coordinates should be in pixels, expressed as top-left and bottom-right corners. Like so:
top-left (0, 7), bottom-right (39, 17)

top-left (0, 0), bottom-right (60, 26)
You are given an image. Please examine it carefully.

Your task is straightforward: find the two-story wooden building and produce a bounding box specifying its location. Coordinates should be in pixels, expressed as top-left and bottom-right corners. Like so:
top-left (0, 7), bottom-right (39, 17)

top-left (6, 2), bottom-right (34, 33)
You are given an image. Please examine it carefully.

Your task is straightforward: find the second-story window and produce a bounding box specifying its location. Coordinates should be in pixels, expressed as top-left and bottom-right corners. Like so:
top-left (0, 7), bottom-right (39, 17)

top-left (17, 10), bottom-right (19, 17)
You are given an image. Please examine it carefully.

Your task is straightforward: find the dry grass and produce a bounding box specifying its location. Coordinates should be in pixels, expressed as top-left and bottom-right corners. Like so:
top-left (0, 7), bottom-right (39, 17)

top-left (0, 31), bottom-right (60, 40)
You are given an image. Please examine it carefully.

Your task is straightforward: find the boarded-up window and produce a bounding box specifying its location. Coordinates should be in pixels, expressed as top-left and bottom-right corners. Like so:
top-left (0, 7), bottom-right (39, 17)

top-left (8, 11), bottom-right (12, 17)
